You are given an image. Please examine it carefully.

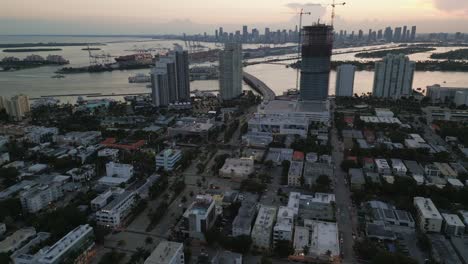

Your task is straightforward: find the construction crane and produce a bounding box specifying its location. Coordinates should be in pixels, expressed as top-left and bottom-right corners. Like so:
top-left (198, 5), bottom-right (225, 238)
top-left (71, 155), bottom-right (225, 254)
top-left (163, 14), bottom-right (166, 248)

top-left (288, 8), bottom-right (311, 91)
top-left (323, 0), bottom-right (346, 27)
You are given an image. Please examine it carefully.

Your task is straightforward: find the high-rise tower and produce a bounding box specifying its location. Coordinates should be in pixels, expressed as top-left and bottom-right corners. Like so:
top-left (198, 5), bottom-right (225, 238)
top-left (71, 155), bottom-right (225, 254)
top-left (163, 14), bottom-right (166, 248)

top-left (373, 54), bottom-right (415, 99)
top-left (300, 24), bottom-right (333, 101)
top-left (219, 43), bottom-right (243, 100)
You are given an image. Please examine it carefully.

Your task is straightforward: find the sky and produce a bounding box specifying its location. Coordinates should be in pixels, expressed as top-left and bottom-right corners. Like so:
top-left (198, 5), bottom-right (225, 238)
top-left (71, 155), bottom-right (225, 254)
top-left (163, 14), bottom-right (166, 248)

top-left (1, 0), bottom-right (468, 35)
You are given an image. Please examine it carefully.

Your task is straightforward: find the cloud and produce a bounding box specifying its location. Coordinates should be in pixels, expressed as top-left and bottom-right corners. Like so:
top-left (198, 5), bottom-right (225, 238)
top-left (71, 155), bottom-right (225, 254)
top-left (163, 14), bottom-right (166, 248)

top-left (431, 0), bottom-right (468, 14)
top-left (285, 2), bottom-right (328, 25)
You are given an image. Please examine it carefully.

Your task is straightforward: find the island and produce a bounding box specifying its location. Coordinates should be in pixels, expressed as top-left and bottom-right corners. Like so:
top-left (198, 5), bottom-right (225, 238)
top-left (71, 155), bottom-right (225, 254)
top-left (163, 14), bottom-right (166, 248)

top-left (82, 48), bottom-right (102, 51)
top-left (0, 55), bottom-right (69, 71)
top-left (430, 49), bottom-right (468, 60)
top-left (355, 47), bottom-right (436, 58)
top-left (289, 60), bottom-right (468, 72)
top-left (0, 42), bottom-right (105, 48)
top-left (3, 48), bottom-right (63, 53)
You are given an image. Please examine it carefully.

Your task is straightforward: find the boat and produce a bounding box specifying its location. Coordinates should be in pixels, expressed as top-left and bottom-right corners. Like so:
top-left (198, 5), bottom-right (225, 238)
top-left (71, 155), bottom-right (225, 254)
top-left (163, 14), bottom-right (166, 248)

top-left (128, 73), bottom-right (151, 83)
top-left (115, 53), bottom-right (153, 63)
top-left (51, 75), bottom-right (65, 79)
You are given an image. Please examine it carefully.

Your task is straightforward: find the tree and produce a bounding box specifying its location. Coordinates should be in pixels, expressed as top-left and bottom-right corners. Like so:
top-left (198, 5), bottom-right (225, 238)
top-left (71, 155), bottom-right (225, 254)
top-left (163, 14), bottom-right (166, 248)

top-left (0, 167), bottom-right (19, 187)
top-left (264, 160), bottom-right (274, 169)
top-left (261, 256), bottom-right (272, 264)
top-left (274, 240), bottom-right (294, 258)
top-left (99, 251), bottom-right (125, 264)
top-left (145, 236), bottom-right (153, 245)
top-left (315, 175), bottom-right (332, 192)
top-left (281, 160), bottom-right (291, 185)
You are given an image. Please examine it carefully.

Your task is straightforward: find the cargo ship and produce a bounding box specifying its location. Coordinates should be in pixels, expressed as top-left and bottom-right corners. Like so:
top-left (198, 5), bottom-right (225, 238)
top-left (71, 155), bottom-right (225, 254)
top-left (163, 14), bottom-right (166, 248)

top-left (128, 73), bottom-right (151, 83)
top-left (115, 53), bottom-right (153, 63)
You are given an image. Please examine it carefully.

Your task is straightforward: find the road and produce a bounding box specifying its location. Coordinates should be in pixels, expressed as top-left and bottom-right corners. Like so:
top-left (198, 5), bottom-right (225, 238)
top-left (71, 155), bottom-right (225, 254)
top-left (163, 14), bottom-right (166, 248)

top-left (331, 101), bottom-right (358, 264)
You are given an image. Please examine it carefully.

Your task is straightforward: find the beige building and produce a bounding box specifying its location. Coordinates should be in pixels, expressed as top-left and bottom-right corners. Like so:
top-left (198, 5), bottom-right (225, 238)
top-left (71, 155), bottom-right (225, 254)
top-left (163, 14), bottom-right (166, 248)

top-left (219, 158), bottom-right (255, 182)
top-left (0, 94), bottom-right (30, 121)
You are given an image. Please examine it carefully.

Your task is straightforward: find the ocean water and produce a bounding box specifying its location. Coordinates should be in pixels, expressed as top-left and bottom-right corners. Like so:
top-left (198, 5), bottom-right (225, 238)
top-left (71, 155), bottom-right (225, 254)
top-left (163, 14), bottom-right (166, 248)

top-left (1, 36), bottom-right (468, 102)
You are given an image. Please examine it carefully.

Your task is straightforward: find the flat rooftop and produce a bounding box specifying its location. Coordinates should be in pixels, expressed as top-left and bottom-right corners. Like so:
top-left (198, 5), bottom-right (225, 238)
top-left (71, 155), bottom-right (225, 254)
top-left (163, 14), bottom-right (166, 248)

top-left (144, 241), bottom-right (183, 264)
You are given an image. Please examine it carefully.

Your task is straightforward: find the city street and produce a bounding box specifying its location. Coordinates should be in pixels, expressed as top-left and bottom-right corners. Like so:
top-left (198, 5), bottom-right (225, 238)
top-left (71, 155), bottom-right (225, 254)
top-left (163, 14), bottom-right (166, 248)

top-left (331, 103), bottom-right (358, 264)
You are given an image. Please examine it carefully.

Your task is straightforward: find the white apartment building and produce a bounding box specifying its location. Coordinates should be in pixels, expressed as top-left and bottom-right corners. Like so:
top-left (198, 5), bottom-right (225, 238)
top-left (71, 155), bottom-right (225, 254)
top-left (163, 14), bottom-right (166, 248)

top-left (144, 241), bottom-right (184, 264)
top-left (413, 197), bottom-right (443, 233)
top-left (335, 64), bottom-right (356, 97)
top-left (273, 206), bottom-right (296, 244)
top-left (219, 43), bottom-right (243, 100)
top-left (375, 159), bottom-right (392, 175)
top-left (37, 225), bottom-right (94, 264)
top-left (373, 54), bottom-right (415, 99)
top-left (19, 184), bottom-right (63, 213)
top-left (156, 148), bottom-right (182, 171)
top-left (441, 213), bottom-right (465, 237)
top-left (95, 191), bottom-right (136, 229)
top-left (56, 131), bottom-right (101, 146)
top-left (91, 189), bottom-right (114, 211)
top-left (182, 195), bottom-right (217, 240)
top-left (288, 161), bottom-right (304, 187)
top-left (219, 158), bottom-right (255, 182)
top-left (288, 192), bottom-right (335, 221)
top-left (106, 162), bottom-right (133, 178)
top-left (97, 148), bottom-right (119, 160)
top-left (251, 205), bottom-right (277, 250)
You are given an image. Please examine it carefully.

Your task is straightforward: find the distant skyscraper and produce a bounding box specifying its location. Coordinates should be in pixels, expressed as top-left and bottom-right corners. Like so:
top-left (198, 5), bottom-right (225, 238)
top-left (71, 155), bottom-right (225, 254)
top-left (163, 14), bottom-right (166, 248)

top-left (402, 25), bottom-right (407, 41)
top-left (358, 30), bottom-right (363, 40)
top-left (219, 43), bottom-right (243, 100)
top-left (394, 27), bottom-right (402, 42)
top-left (243, 25), bottom-right (248, 42)
top-left (335, 64), bottom-right (356, 97)
top-left (377, 30), bottom-right (383, 40)
top-left (373, 54), bottom-right (415, 99)
top-left (384, 27), bottom-right (393, 42)
top-left (411, 26), bottom-right (417, 41)
top-left (300, 24), bottom-right (333, 101)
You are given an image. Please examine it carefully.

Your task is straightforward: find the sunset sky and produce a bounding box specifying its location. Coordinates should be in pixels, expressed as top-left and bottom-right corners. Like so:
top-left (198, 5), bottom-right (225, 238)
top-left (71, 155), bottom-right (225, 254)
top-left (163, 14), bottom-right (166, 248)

top-left (1, 0), bottom-right (468, 34)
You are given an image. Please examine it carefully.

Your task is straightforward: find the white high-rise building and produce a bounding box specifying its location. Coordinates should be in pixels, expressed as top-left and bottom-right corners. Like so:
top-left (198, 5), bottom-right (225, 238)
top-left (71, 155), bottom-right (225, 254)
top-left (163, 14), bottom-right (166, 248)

top-left (373, 54), bottom-right (415, 99)
top-left (151, 60), bottom-right (171, 107)
top-left (335, 64), bottom-right (356, 97)
top-left (219, 43), bottom-right (243, 100)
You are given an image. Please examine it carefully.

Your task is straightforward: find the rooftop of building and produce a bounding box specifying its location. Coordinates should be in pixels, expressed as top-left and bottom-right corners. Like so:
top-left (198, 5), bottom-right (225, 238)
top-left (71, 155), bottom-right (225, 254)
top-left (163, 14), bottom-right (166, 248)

top-left (414, 197), bottom-right (442, 220)
top-left (100, 191), bottom-right (134, 212)
top-left (38, 225), bottom-right (93, 263)
top-left (441, 213), bottom-right (465, 227)
top-left (144, 241), bottom-right (183, 264)
top-left (0, 227), bottom-right (36, 253)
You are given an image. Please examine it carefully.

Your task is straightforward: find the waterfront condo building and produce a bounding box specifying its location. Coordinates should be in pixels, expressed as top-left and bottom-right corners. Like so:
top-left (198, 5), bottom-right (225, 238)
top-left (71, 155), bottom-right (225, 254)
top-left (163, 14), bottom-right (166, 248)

top-left (335, 64), bottom-right (356, 97)
top-left (373, 54), bottom-right (415, 99)
top-left (219, 42), bottom-right (243, 100)
top-left (151, 44), bottom-right (190, 107)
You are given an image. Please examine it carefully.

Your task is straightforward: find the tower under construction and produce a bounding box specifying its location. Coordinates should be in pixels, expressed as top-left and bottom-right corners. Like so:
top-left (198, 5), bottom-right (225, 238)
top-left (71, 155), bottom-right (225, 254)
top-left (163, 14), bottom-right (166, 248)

top-left (300, 24), bottom-right (334, 101)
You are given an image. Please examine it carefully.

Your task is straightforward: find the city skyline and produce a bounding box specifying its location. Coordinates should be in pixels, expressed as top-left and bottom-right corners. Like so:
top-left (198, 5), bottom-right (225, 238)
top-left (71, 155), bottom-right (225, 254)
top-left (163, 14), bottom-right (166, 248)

top-left (1, 0), bottom-right (468, 35)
